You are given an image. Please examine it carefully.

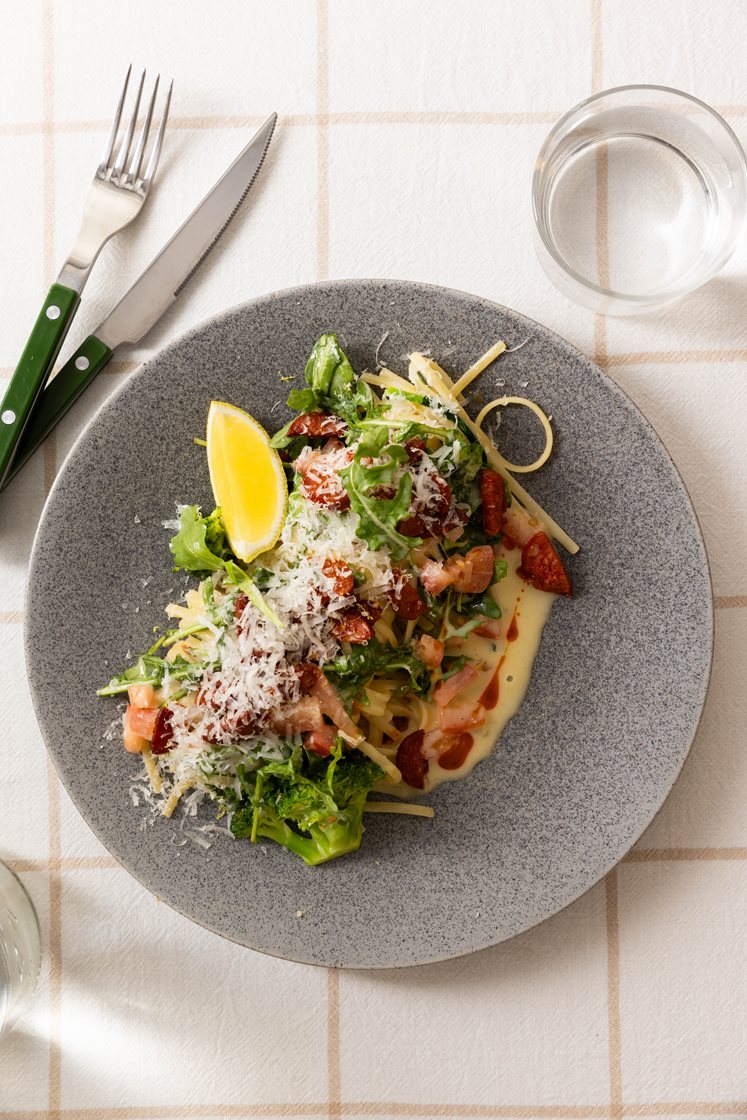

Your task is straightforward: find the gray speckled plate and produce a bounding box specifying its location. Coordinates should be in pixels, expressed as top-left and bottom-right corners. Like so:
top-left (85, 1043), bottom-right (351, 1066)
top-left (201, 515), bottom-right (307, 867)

top-left (26, 280), bottom-right (712, 968)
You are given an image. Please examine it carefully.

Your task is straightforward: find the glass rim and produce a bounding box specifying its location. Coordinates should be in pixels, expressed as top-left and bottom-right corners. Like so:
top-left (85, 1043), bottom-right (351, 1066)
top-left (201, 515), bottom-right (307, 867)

top-left (532, 84), bottom-right (747, 306)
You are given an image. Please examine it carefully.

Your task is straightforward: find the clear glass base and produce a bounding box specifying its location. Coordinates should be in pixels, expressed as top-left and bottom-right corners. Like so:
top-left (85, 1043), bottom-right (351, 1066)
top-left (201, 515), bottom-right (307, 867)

top-left (0, 862), bottom-right (41, 1041)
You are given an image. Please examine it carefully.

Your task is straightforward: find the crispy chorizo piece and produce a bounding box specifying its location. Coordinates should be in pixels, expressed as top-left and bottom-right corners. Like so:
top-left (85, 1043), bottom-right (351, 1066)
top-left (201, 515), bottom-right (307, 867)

top-left (331, 607), bottom-right (375, 644)
top-left (479, 468), bottom-right (506, 537)
top-left (287, 412), bottom-right (348, 438)
top-left (405, 437), bottom-right (427, 462)
top-left (151, 707), bottom-right (175, 755)
top-left (296, 661), bottom-right (323, 693)
top-left (296, 439), bottom-right (353, 510)
top-left (520, 532), bottom-right (572, 596)
top-left (397, 513), bottom-right (427, 537)
top-left (322, 557), bottom-right (355, 596)
top-left (396, 729), bottom-right (428, 789)
top-left (389, 569), bottom-right (428, 620)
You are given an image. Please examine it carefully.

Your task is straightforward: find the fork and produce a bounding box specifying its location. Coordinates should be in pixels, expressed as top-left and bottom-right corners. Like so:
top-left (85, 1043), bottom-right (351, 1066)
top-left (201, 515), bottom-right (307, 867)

top-left (0, 65), bottom-right (172, 486)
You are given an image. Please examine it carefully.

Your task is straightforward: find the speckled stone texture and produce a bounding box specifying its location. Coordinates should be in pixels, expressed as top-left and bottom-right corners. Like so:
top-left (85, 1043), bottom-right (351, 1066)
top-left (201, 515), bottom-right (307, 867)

top-left (25, 280), bottom-right (713, 968)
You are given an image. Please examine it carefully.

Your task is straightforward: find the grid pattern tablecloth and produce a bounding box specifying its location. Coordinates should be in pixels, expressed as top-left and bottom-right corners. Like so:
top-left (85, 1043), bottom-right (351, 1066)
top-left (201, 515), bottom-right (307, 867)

top-left (2, 1), bottom-right (747, 1117)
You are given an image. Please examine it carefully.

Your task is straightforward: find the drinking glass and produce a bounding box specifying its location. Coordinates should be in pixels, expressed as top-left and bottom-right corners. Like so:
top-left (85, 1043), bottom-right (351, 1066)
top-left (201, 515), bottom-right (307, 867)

top-left (0, 860), bottom-right (41, 1040)
top-left (533, 85), bottom-right (747, 314)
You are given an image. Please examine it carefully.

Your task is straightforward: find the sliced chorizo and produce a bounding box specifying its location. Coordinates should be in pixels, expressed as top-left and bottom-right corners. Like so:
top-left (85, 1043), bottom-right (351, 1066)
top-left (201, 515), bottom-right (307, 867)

top-left (396, 729), bottom-right (428, 789)
top-left (331, 607), bottom-right (375, 644)
top-left (287, 412), bottom-right (348, 438)
top-left (479, 469), bottom-right (506, 537)
top-left (520, 532), bottom-right (572, 596)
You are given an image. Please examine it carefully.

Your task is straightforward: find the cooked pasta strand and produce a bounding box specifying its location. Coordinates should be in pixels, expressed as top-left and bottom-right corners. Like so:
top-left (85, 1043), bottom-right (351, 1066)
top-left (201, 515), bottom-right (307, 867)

top-left (409, 351), bottom-right (579, 554)
top-left (474, 396), bottom-right (554, 473)
top-left (364, 802), bottom-right (435, 818)
top-left (141, 747), bottom-right (162, 795)
top-left (451, 340), bottom-right (507, 398)
top-left (161, 779), bottom-right (195, 818)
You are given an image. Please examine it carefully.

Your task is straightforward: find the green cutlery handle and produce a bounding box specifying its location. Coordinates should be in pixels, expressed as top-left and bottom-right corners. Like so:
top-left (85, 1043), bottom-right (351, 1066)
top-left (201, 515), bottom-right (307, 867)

top-left (4, 333), bottom-right (112, 487)
top-left (0, 283), bottom-right (80, 485)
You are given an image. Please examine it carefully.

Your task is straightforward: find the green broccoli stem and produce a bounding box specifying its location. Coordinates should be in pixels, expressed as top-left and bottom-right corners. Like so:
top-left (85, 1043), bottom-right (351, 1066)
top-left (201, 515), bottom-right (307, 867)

top-left (254, 807), bottom-right (366, 866)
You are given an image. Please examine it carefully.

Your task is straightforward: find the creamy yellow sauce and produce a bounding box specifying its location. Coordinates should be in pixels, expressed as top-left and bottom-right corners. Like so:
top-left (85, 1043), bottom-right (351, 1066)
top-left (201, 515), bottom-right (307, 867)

top-left (386, 543), bottom-right (556, 799)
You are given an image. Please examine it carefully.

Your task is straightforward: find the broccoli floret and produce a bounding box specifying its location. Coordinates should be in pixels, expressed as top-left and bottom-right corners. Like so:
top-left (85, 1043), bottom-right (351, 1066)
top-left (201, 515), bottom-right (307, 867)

top-left (230, 746), bottom-right (383, 865)
top-left (204, 507), bottom-right (228, 557)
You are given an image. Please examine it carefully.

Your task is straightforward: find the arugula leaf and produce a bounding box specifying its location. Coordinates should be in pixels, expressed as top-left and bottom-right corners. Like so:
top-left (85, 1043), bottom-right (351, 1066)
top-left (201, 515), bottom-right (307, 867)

top-left (268, 420), bottom-right (295, 450)
top-left (271, 335), bottom-right (376, 444)
top-left (383, 387), bottom-right (429, 405)
top-left (464, 592), bottom-right (502, 620)
top-left (225, 561), bottom-right (283, 630)
top-left (325, 639), bottom-right (430, 698)
top-left (169, 505), bottom-right (227, 573)
top-left (454, 440), bottom-right (484, 483)
top-left (286, 387), bottom-right (322, 412)
top-left (340, 446), bottom-right (415, 558)
top-left (97, 654), bottom-right (200, 697)
top-left (448, 439), bottom-right (484, 505)
top-left (438, 655), bottom-right (468, 681)
top-left (356, 418), bottom-right (459, 446)
top-left (169, 506), bottom-right (282, 629)
top-left (305, 332), bottom-right (355, 397)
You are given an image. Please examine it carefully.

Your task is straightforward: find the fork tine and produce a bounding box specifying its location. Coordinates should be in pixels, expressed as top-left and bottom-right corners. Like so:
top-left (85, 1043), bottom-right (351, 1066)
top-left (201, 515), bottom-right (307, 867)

top-left (141, 78), bottom-right (173, 193)
top-left (111, 68), bottom-right (145, 180)
top-left (126, 74), bottom-right (159, 183)
top-left (98, 63), bottom-right (131, 176)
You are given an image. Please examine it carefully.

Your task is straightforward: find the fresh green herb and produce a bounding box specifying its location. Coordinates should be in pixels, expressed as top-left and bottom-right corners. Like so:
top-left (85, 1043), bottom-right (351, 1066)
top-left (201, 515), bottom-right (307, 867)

top-left (249, 567), bottom-right (274, 590)
top-left (97, 654), bottom-right (200, 697)
top-left (325, 638), bottom-right (430, 699)
top-left (229, 746), bottom-right (383, 865)
top-left (269, 421), bottom-right (307, 451)
top-left (383, 387), bottom-right (429, 405)
top-left (204, 507), bottom-right (228, 557)
top-left (286, 386), bottom-right (322, 412)
top-left (449, 440), bottom-right (484, 503)
top-left (169, 504), bottom-right (228, 573)
top-left (437, 656), bottom-right (468, 682)
top-left (453, 591), bottom-right (502, 627)
top-left (271, 335), bottom-right (377, 447)
top-left (169, 505), bottom-right (282, 629)
top-left (305, 333), bottom-right (355, 398)
top-left (340, 444), bottom-right (416, 558)
top-left (494, 557), bottom-right (508, 583)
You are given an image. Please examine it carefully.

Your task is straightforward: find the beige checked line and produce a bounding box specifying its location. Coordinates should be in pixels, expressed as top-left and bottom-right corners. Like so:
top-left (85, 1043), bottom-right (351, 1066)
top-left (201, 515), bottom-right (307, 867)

top-left (2, 1101), bottom-right (747, 1119)
top-left (3, 6), bottom-right (747, 1120)
top-left (1, 104), bottom-right (747, 138)
top-left (8, 847), bottom-right (747, 877)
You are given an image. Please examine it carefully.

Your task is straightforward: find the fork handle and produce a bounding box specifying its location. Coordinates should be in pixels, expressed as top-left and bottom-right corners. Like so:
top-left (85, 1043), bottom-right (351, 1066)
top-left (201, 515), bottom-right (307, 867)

top-left (3, 333), bottom-right (113, 488)
top-left (0, 283), bottom-right (80, 486)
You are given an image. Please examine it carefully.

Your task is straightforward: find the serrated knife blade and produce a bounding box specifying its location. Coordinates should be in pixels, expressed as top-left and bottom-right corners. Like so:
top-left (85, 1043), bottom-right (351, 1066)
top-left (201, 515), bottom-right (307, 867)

top-left (98, 112), bottom-right (276, 348)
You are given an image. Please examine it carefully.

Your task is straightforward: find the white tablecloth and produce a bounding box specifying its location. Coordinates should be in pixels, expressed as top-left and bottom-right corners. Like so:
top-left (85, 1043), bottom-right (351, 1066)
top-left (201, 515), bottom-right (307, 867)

top-left (2, 1), bottom-right (747, 1116)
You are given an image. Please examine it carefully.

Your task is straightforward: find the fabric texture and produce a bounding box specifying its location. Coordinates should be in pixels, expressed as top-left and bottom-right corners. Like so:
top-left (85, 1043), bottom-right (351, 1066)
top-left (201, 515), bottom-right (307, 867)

top-left (1, 1), bottom-right (746, 1115)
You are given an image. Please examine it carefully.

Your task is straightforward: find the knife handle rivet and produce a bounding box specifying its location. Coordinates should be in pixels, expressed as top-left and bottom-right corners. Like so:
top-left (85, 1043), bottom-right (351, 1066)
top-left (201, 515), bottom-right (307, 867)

top-left (46, 305), bottom-right (61, 320)
top-left (75, 356), bottom-right (90, 371)
top-left (1, 410), bottom-right (16, 425)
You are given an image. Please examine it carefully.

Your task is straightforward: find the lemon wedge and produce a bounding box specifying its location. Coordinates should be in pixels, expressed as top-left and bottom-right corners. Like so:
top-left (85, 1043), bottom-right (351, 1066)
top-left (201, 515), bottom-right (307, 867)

top-left (206, 401), bottom-right (288, 562)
